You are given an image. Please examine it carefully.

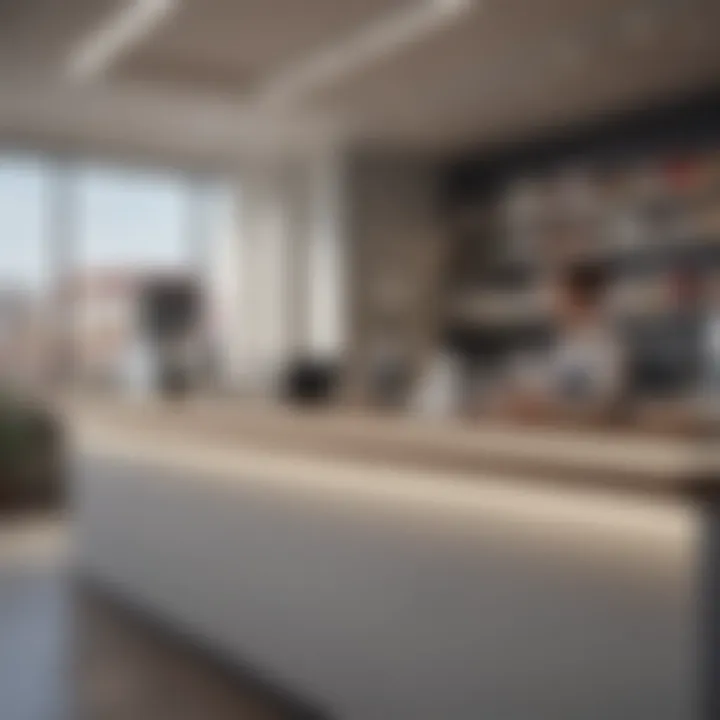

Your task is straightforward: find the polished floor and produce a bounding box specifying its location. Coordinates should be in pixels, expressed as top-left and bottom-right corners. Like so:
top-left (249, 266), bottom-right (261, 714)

top-left (0, 519), bottom-right (292, 720)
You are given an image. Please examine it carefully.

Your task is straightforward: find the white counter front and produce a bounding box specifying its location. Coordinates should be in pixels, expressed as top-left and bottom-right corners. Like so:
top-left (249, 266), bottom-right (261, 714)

top-left (73, 420), bottom-right (698, 720)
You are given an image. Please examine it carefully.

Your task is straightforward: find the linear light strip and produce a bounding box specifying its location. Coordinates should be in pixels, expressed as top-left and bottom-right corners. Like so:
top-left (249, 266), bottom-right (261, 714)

top-left (67, 0), bottom-right (178, 81)
top-left (256, 0), bottom-right (474, 105)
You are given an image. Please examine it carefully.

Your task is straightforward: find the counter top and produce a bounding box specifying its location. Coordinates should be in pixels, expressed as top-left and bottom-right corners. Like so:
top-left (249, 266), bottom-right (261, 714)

top-left (63, 396), bottom-right (719, 497)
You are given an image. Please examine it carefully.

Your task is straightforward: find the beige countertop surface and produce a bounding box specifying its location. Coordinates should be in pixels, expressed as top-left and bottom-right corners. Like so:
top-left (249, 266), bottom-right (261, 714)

top-left (62, 396), bottom-right (720, 497)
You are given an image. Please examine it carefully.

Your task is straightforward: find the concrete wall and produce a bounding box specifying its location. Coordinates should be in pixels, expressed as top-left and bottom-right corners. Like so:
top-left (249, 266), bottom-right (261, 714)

top-left (342, 151), bottom-right (447, 405)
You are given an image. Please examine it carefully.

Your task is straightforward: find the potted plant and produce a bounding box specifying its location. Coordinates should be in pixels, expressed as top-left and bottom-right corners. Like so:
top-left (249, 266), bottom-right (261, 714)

top-left (0, 392), bottom-right (64, 513)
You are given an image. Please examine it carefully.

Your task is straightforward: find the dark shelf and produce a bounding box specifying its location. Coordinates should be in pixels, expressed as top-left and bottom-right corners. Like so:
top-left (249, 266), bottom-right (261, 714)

top-left (455, 234), bottom-right (720, 290)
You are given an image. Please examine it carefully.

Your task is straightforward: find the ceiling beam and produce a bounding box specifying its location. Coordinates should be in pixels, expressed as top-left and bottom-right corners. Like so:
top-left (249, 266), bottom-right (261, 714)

top-left (67, 0), bottom-right (179, 81)
top-left (255, 0), bottom-right (475, 106)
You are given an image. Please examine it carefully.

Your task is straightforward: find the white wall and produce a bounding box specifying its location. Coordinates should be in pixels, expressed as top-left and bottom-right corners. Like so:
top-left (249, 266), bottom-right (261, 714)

top-left (209, 152), bottom-right (347, 395)
top-left (205, 183), bottom-right (243, 387)
top-left (237, 164), bottom-right (292, 393)
top-left (306, 153), bottom-right (347, 360)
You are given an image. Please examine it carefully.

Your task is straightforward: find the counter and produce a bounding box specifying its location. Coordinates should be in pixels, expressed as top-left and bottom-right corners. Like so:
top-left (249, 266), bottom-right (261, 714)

top-left (68, 399), bottom-right (718, 720)
top-left (66, 397), bottom-right (718, 493)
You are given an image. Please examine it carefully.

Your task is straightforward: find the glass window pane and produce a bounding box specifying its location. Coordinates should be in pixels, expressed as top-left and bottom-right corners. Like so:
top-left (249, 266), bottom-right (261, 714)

top-left (0, 155), bottom-right (48, 294)
top-left (76, 165), bottom-right (191, 271)
top-left (70, 164), bottom-right (196, 391)
top-left (0, 154), bottom-right (51, 387)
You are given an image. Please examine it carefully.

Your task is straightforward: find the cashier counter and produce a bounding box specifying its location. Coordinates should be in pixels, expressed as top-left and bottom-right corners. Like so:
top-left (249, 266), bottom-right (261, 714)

top-left (69, 399), bottom-right (718, 720)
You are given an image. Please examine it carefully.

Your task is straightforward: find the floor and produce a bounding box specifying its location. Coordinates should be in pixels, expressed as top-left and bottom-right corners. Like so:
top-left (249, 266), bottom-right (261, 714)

top-left (0, 519), bottom-right (294, 720)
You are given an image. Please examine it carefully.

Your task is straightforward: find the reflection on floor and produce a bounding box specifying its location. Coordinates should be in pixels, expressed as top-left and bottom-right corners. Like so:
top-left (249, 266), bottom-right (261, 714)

top-left (0, 519), bottom-right (294, 720)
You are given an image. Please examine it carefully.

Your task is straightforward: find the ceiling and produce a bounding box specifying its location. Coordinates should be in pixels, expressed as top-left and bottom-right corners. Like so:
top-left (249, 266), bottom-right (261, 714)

top-left (0, 0), bottom-right (718, 164)
top-left (116, 0), bottom-right (412, 94)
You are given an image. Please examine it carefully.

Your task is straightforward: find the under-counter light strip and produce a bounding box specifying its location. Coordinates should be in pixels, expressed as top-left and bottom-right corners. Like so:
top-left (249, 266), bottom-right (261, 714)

top-left (75, 421), bottom-right (693, 549)
top-left (67, 0), bottom-right (178, 81)
top-left (256, 0), bottom-right (474, 105)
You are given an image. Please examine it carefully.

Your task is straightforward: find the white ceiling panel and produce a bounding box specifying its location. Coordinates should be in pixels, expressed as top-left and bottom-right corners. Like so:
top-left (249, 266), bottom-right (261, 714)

top-left (0, 0), bottom-right (718, 161)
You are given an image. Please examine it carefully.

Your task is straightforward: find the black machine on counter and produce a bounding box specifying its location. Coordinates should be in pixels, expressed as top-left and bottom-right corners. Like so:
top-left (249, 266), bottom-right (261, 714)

top-left (137, 276), bottom-right (204, 397)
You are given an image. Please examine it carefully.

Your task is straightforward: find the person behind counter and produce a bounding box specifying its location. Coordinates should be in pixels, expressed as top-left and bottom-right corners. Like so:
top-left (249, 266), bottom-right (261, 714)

top-left (494, 260), bottom-right (625, 425)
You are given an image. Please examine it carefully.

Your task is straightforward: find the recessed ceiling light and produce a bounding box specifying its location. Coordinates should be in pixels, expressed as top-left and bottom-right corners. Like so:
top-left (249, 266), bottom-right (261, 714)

top-left (67, 0), bottom-right (179, 81)
top-left (256, 0), bottom-right (475, 106)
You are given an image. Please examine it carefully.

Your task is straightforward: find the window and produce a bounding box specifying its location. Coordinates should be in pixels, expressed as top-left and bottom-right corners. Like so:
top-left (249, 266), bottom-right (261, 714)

top-left (70, 165), bottom-right (197, 386)
top-left (75, 165), bottom-right (192, 272)
top-left (0, 155), bottom-right (49, 294)
top-left (0, 154), bottom-right (52, 383)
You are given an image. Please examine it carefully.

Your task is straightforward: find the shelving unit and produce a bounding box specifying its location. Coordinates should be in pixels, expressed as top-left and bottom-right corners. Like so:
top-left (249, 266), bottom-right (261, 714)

top-left (447, 151), bottom-right (720, 330)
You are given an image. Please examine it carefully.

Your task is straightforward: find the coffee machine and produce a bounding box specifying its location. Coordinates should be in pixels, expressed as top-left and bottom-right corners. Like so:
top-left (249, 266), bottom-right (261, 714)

top-left (136, 276), bottom-right (203, 398)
